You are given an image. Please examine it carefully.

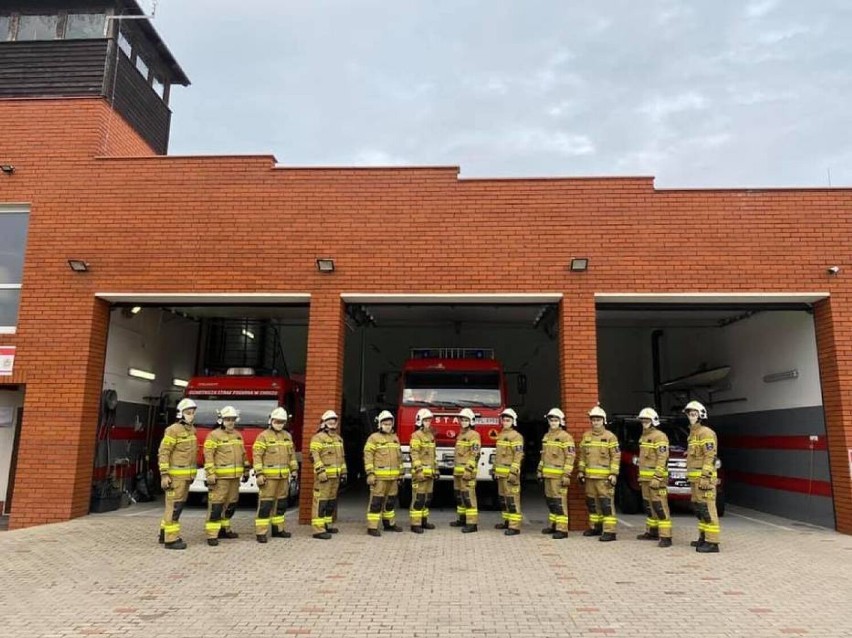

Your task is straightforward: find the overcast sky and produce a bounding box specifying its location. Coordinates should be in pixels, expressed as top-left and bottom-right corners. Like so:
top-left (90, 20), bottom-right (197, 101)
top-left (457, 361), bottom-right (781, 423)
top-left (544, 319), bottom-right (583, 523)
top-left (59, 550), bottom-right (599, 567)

top-left (151, 0), bottom-right (852, 187)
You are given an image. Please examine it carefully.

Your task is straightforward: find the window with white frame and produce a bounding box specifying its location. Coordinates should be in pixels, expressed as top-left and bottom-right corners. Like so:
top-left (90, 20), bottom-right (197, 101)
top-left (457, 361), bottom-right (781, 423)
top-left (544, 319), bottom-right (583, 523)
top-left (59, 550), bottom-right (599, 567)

top-left (0, 206), bottom-right (29, 332)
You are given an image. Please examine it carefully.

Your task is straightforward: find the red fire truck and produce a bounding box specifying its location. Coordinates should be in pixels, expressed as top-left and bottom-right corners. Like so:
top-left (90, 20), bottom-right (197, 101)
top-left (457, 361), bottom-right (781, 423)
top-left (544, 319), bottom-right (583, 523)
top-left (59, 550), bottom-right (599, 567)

top-left (396, 349), bottom-right (509, 498)
top-left (186, 368), bottom-right (304, 500)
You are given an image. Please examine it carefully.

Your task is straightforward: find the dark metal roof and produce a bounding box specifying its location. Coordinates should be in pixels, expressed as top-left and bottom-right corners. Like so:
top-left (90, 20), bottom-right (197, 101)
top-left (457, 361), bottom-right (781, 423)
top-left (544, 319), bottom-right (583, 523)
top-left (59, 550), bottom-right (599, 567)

top-left (118, 0), bottom-right (189, 86)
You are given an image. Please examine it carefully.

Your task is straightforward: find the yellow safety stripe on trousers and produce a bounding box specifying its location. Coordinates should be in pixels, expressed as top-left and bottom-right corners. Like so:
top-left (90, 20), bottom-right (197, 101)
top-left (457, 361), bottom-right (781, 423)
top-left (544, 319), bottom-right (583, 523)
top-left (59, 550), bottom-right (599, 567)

top-left (214, 467), bottom-right (245, 477)
top-left (465, 508), bottom-right (478, 516)
top-left (602, 516), bottom-right (618, 524)
top-left (704, 524), bottom-right (721, 533)
top-left (657, 520), bottom-right (672, 528)
top-left (312, 517), bottom-right (326, 526)
top-left (322, 516), bottom-right (334, 524)
top-left (554, 515), bottom-right (569, 524)
top-left (646, 518), bottom-right (659, 527)
top-left (162, 523), bottom-right (180, 533)
top-left (456, 506), bottom-right (466, 514)
top-left (270, 515), bottom-right (285, 525)
top-left (374, 468), bottom-right (401, 478)
top-left (697, 522), bottom-right (707, 531)
top-left (167, 467), bottom-right (197, 476)
top-left (220, 519), bottom-right (232, 528)
top-left (205, 522), bottom-right (222, 532)
top-left (367, 513), bottom-right (382, 521)
top-left (588, 514), bottom-right (603, 522)
top-left (381, 511), bottom-right (396, 519)
top-left (505, 513), bottom-right (523, 522)
top-left (255, 518), bottom-right (270, 526)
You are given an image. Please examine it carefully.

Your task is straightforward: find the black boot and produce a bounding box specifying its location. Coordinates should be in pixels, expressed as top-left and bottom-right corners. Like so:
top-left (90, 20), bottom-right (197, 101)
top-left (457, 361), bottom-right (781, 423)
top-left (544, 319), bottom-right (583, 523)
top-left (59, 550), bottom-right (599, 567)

top-left (164, 539), bottom-right (186, 550)
top-left (462, 524), bottom-right (478, 534)
top-left (450, 515), bottom-right (466, 528)
top-left (383, 521), bottom-right (403, 532)
top-left (271, 529), bottom-right (292, 538)
top-left (218, 528), bottom-right (239, 539)
top-left (313, 532), bottom-right (332, 540)
top-left (541, 525), bottom-right (556, 535)
top-left (411, 525), bottom-right (424, 534)
top-left (504, 528), bottom-right (520, 536)
top-left (158, 529), bottom-right (165, 544)
top-left (583, 525), bottom-right (603, 537)
top-left (696, 542), bottom-right (720, 553)
top-left (207, 538), bottom-right (219, 546)
top-left (256, 534), bottom-right (268, 544)
top-left (495, 521), bottom-right (508, 530)
top-left (599, 532), bottom-right (617, 542)
top-left (551, 531), bottom-right (568, 539)
top-left (658, 538), bottom-right (672, 548)
top-left (690, 532), bottom-right (706, 547)
top-left (367, 528), bottom-right (381, 537)
top-left (636, 530), bottom-right (659, 541)
top-left (422, 518), bottom-right (436, 530)
top-left (325, 525), bottom-right (339, 534)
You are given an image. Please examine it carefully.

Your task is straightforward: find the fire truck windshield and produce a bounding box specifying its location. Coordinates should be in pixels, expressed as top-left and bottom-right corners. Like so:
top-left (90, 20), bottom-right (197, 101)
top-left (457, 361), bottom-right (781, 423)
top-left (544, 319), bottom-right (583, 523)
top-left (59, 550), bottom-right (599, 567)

top-left (189, 398), bottom-right (279, 428)
top-left (402, 371), bottom-right (501, 408)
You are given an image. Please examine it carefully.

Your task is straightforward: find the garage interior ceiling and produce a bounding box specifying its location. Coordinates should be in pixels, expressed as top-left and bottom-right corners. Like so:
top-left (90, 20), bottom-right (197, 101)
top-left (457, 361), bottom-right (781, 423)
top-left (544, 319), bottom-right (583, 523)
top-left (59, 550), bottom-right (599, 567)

top-left (597, 308), bottom-right (753, 328)
top-left (348, 303), bottom-right (556, 328)
top-left (159, 305), bottom-right (310, 323)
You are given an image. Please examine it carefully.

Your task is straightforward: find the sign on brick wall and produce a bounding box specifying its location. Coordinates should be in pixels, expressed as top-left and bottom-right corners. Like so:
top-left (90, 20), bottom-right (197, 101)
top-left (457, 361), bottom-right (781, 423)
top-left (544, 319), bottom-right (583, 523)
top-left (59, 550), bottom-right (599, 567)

top-left (0, 346), bottom-right (15, 375)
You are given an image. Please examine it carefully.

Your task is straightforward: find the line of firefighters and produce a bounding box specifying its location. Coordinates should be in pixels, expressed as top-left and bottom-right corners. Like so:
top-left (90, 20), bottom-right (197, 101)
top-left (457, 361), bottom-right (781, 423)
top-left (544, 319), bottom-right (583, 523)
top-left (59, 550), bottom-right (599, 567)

top-left (156, 399), bottom-right (721, 553)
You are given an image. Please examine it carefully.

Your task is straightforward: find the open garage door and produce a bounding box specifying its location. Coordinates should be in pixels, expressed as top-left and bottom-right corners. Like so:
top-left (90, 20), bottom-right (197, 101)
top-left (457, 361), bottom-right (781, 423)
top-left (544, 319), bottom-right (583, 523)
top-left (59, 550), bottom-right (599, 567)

top-left (93, 294), bottom-right (309, 514)
top-left (596, 294), bottom-right (834, 528)
top-left (340, 294), bottom-right (562, 509)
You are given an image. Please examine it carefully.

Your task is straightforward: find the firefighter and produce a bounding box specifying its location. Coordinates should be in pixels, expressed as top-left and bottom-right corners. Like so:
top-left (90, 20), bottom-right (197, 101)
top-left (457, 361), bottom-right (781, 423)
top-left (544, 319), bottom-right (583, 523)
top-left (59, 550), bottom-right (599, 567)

top-left (364, 410), bottom-right (403, 536)
top-left (253, 407), bottom-right (298, 543)
top-left (309, 410), bottom-right (347, 539)
top-left (635, 407), bottom-right (672, 548)
top-left (577, 405), bottom-right (620, 542)
top-left (537, 408), bottom-right (575, 540)
top-left (157, 398), bottom-right (198, 550)
top-left (493, 407), bottom-right (524, 535)
top-left (685, 400), bottom-right (721, 553)
top-left (203, 405), bottom-right (249, 546)
top-left (450, 407), bottom-right (481, 533)
top-left (409, 408), bottom-right (437, 534)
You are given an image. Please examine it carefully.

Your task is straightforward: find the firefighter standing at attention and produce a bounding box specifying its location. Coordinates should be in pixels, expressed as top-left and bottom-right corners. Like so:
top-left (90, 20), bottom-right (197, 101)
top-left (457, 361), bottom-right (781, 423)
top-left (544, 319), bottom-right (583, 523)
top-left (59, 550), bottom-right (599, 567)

top-left (493, 408), bottom-right (524, 535)
top-left (157, 398), bottom-right (198, 550)
top-left (309, 410), bottom-right (347, 540)
top-left (635, 407), bottom-right (672, 548)
top-left (536, 408), bottom-right (575, 540)
top-left (203, 405), bottom-right (249, 546)
top-left (253, 407), bottom-right (298, 543)
top-left (409, 408), bottom-right (437, 534)
top-left (685, 400), bottom-right (721, 553)
top-left (450, 407), bottom-right (481, 533)
top-left (364, 410), bottom-right (404, 536)
top-left (578, 405), bottom-right (620, 542)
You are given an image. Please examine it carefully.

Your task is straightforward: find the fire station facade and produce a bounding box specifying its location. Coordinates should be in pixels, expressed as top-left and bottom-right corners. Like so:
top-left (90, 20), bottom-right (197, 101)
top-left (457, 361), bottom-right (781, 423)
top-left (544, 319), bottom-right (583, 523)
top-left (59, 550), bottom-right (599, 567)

top-left (1, 2), bottom-right (852, 535)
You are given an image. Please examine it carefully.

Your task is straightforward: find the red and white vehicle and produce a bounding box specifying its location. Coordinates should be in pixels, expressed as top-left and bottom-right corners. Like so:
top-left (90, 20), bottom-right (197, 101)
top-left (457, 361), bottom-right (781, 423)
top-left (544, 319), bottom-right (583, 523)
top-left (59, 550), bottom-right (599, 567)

top-left (396, 348), bottom-right (508, 485)
top-left (186, 368), bottom-right (304, 499)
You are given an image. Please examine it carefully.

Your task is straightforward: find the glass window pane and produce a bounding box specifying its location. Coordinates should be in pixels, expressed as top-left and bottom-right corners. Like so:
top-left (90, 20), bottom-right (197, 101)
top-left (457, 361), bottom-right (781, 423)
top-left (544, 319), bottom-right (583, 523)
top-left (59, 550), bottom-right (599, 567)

top-left (0, 213), bottom-right (29, 284)
top-left (135, 55), bottom-right (149, 78)
top-left (0, 288), bottom-right (21, 326)
top-left (118, 32), bottom-right (132, 57)
top-left (17, 15), bottom-right (60, 41)
top-left (152, 76), bottom-right (165, 98)
top-left (0, 16), bottom-right (11, 41)
top-left (66, 13), bottom-right (105, 39)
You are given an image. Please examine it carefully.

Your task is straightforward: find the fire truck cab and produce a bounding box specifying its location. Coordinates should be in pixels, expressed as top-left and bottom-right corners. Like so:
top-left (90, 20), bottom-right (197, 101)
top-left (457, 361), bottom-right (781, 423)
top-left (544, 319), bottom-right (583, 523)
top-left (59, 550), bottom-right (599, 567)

top-left (396, 348), bottom-right (508, 487)
top-left (186, 368), bottom-right (304, 501)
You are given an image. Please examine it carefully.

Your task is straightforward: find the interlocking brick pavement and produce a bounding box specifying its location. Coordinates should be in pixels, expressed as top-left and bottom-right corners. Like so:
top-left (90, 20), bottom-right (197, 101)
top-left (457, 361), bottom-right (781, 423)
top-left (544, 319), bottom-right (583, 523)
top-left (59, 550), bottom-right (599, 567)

top-left (1, 493), bottom-right (851, 638)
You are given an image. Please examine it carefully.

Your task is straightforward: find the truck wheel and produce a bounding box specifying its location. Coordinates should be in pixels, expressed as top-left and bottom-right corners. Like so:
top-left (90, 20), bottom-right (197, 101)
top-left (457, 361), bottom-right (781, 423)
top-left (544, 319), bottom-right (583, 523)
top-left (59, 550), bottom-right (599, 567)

top-left (398, 481), bottom-right (412, 509)
top-left (616, 480), bottom-right (641, 515)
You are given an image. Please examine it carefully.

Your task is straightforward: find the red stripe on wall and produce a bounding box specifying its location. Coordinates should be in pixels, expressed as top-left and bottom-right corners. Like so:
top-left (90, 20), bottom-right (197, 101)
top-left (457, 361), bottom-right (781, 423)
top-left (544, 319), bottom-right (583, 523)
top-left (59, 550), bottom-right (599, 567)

top-left (725, 470), bottom-right (832, 497)
top-left (722, 435), bottom-right (827, 451)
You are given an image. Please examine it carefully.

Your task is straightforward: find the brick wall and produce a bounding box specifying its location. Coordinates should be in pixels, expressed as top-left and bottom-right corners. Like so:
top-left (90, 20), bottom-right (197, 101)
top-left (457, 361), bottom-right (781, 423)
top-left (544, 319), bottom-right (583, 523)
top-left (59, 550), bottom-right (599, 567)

top-left (2, 97), bottom-right (852, 532)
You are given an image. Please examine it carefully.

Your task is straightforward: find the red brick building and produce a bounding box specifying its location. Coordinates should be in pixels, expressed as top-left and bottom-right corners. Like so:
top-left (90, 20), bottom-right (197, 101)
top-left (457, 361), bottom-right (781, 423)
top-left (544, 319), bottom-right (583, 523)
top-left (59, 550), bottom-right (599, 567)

top-left (1, 1), bottom-right (850, 534)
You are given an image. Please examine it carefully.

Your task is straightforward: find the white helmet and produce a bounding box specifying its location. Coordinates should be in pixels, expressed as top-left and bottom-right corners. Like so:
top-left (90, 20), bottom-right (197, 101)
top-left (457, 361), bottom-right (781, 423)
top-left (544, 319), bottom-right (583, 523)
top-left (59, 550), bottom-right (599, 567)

top-left (269, 407), bottom-right (289, 425)
top-left (218, 405), bottom-right (239, 421)
top-left (176, 398), bottom-right (197, 419)
top-left (375, 410), bottom-right (395, 428)
top-left (458, 408), bottom-right (476, 425)
top-left (320, 409), bottom-right (338, 424)
top-left (637, 407), bottom-right (660, 427)
top-left (588, 405), bottom-right (607, 423)
top-left (683, 400), bottom-right (708, 421)
top-left (500, 408), bottom-right (518, 426)
top-left (546, 407), bottom-right (565, 426)
top-left (415, 408), bottom-right (434, 427)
